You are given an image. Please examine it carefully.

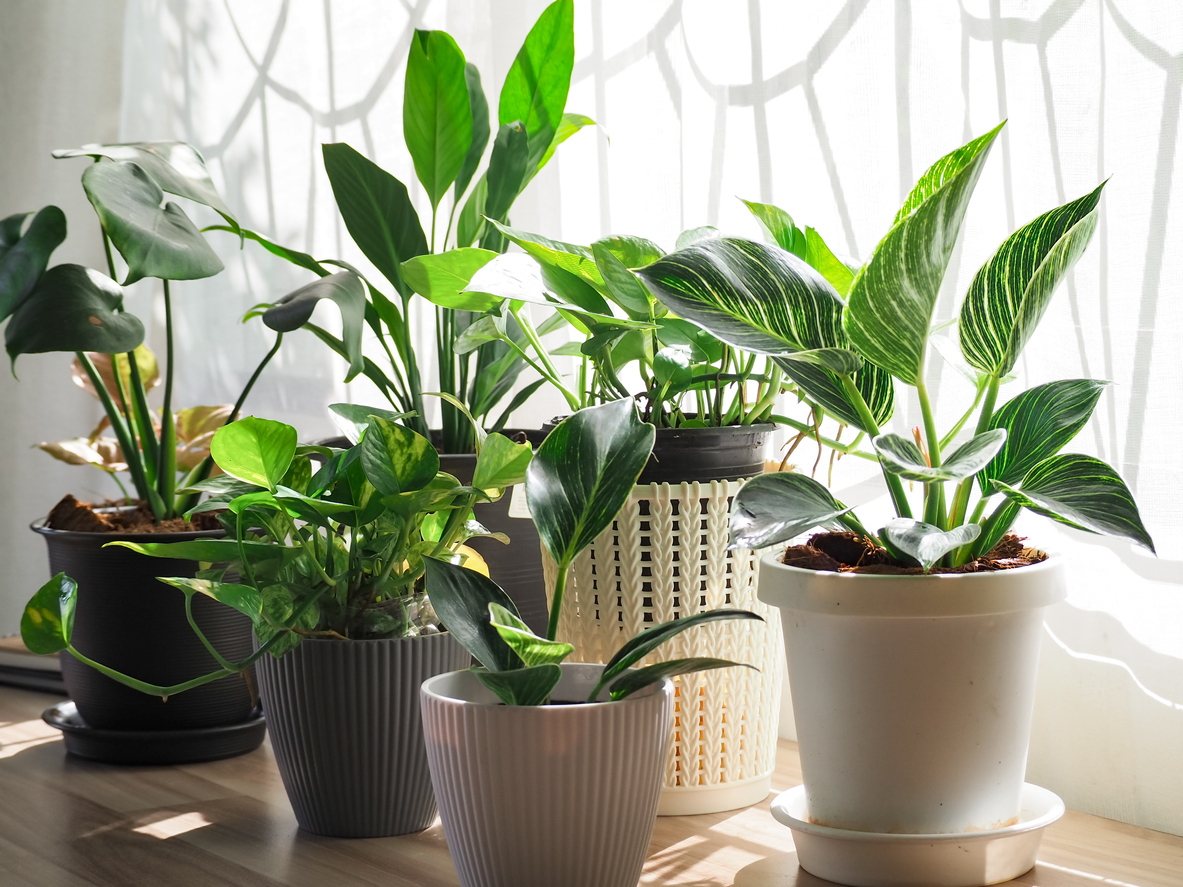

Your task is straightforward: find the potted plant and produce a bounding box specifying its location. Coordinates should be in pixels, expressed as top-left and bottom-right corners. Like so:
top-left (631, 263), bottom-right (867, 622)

top-left (636, 123), bottom-right (1155, 885)
top-left (0, 141), bottom-right (313, 756)
top-left (419, 397), bottom-right (762, 887)
top-left (21, 407), bottom-right (529, 837)
top-left (206, 0), bottom-right (592, 632)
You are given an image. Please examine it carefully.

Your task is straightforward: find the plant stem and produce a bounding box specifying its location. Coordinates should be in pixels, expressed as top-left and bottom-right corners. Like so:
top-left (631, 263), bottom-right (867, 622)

top-left (744, 362), bottom-right (782, 425)
top-left (838, 374), bottom-right (913, 518)
top-left (915, 377), bottom-right (946, 528)
top-left (546, 559), bottom-right (570, 642)
top-left (769, 415), bottom-right (878, 462)
top-left (947, 375), bottom-right (1001, 529)
top-left (939, 376), bottom-right (988, 451)
top-left (154, 281), bottom-right (178, 518)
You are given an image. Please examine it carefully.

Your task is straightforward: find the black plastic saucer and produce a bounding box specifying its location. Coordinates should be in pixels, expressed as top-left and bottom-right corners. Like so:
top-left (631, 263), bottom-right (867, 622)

top-left (43, 701), bottom-right (266, 764)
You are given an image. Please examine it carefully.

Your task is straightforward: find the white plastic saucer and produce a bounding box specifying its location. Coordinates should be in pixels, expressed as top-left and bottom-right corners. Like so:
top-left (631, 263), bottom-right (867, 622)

top-left (770, 783), bottom-right (1065, 887)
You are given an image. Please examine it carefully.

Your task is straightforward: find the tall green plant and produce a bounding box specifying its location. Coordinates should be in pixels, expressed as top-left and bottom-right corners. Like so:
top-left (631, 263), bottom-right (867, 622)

top-left (636, 124), bottom-right (1153, 569)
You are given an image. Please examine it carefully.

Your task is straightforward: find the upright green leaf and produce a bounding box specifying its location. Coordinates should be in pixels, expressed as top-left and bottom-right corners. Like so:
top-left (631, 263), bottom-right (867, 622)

top-left (488, 602), bottom-right (572, 666)
top-left (359, 416), bottom-right (438, 496)
top-left (740, 198), bottom-right (806, 256)
top-left (472, 432), bottom-right (533, 491)
top-left (0, 206), bottom-right (66, 322)
top-left (979, 379), bottom-right (1107, 489)
top-left (262, 271), bottom-right (366, 381)
top-left (454, 63), bottom-right (490, 203)
top-left (484, 122), bottom-right (529, 222)
top-left (880, 519), bottom-right (980, 571)
top-left (844, 123), bottom-right (1004, 383)
top-left (873, 428), bottom-right (1006, 482)
top-left (322, 143), bottom-right (428, 294)
top-left (803, 227), bottom-right (857, 296)
top-left (456, 176), bottom-right (488, 248)
top-left (474, 664), bottom-right (562, 705)
top-left (608, 658), bottom-right (752, 701)
top-left (82, 160), bottom-right (224, 284)
top-left (404, 29), bottom-right (473, 209)
top-left (499, 0), bottom-right (575, 171)
top-left (21, 573), bottom-right (77, 655)
top-left (402, 248), bottom-right (500, 311)
top-left (5, 265), bottom-right (143, 362)
top-left (993, 454), bottom-right (1154, 552)
top-left (526, 398), bottom-right (655, 566)
top-left (424, 556), bottom-right (522, 672)
top-left (729, 472), bottom-right (853, 550)
top-left (960, 183), bottom-right (1104, 377)
top-left (210, 417), bottom-right (297, 490)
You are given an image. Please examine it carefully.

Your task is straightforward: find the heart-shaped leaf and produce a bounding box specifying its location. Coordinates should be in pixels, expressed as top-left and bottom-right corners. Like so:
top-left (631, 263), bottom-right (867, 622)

top-left (156, 577), bottom-right (262, 621)
top-left (328, 402), bottom-right (412, 445)
top-left (873, 428), bottom-right (1007, 482)
top-left (81, 160), bottom-right (224, 284)
top-left (844, 123), bottom-right (1003, 383)
top-left (454, 62), bottom-right (490, 203)
top-left (993, 454), bottom-right (1154, 553)
top-left (262, 271), bottom-right (366, 381)
top-left (474, 663), bottom-right (562, 706)
top-left (592, 234), bottom-right (664, 270)
top-left (5, 265), bottom-right (144, 363)
top-left (729, 472), bottom-right (853, 550)
top-left (979, 379), bottom-right (1107, 489)
top-left (360, 415), bottom-right (438, 496)
top-left (526, 398), bottom-right (655, 566)
top-left (472, 432), bottom-right (533, 491)
top-left (404, 29), bottom-right (472, 209)
top-left (210, 416), bottom-right (297, 490)
top-left (402, 248), bottom-right (500, 311)
top-left (960, 183), bottom-right (1104, 378)
top-left (424, 556), bottom-right (522, 672)
top-left (0, 205), bottom-right (66, 322)
top-left (880, 518), bottom-right (981, 571)
top-left (607, 658), bottom-right (753, 701)
top-left (488, 602), bottom-right (572, 667)
top-left (653, 345), bottom-right (692, 387)
top-left (322, 142), bottom-right (428, 294)
top-left (21, 573), bottom-right (77, 655)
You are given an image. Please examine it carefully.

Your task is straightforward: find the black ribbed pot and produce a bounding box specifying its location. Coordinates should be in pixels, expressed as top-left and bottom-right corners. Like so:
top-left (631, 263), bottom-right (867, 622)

top-left (33, 521), bottom-right (258, 734)
top-left (256, 632), bottom-right (471, 838)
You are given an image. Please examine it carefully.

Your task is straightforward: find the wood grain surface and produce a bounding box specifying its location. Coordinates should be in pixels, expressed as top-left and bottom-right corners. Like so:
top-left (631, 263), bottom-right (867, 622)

top-left (0, 685), bottom-right (1178, 886)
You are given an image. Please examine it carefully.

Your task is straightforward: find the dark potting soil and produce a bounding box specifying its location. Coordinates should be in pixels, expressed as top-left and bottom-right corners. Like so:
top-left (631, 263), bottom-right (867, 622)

top-left (782, 531), bottom-right (1047, 575)
top-left (45, 494), bottom-right (223, 534)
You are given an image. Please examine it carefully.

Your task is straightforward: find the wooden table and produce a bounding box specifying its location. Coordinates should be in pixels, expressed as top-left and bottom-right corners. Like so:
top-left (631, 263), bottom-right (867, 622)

top-left (0, 685), bottom-right (1179, 887)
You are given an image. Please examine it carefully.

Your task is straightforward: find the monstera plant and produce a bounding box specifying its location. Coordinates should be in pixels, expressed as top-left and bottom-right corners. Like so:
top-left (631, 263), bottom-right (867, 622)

top-left (637, 122), bottom-right (1154, 569)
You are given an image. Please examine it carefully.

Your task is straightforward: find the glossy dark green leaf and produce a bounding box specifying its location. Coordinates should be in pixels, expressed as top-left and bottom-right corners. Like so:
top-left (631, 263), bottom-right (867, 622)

top-left (993, 454), bottom-right (1154, 552)
top-left (772, 356), bottom-right (895, 434)
top-left (960, 183), bottom-right (1104, 378)
top-left (781, 347), bottom-right (862, 374)
top-left (472, 432), bottom-right (533, 491)
top-left (455, 62), bottom-right (490, 202)
top-left (488, 602), bottom-right (572, 667)
top-left (156, 577), bottom-right (262, 620)
top-left (880, 518), bottom-right (981, 571)
top-left (873, 428), bottom-right (1006, 482)
top-left (404, 29), bottom-right (472, 209)
top-left (608, 658), bottom-right (752, 701)
top-left (360, 416), bottom-right (438, 496)
top-left (971, 498), bottom-right (1021, 560)
top-left (474, 663), bottom-right (562, 705)
top-left (484, 121), bottom-right (529, 222)
top-left (0, 206), bottom-right (66, 322)
top-left (322, 142), bottom-right (428, 293)
top-left (21, 573), bottom-right (76, 655)
top-left (55, 141), bottom-right (238, 230)
top-left (499, 0), bottom-right (574, 171)
top-left (262, 271), bottom-right (365, 381)
top-left (844, 123), bottom-right (1004, 383)
top-left (424, 556), bottom-right (522, 671)
top-left (729, 472), bottom-right (853, 550)
top-left (526, 398), bottom-right (655, 566)
top-left (327, 402), bottom-right (413, 445)
top-left (740, 198), bottom-right (806, 256)
top-left (5, 265), bottom-right (143, 362)
top-left (980, 379), bottom-right (1107, 489)
top-left (210, 417), bottom-right (297, 490)
top-left (402, 248), bottom-right (500, 311)
top-left (653, 345), bottom-right (692, 387)
top-left (81, 160), bottom-right (223, 284)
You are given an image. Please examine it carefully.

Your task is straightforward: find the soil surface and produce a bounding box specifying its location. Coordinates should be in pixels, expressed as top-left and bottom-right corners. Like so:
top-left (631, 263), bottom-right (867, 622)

top-left (782, 531), bottom-right (1047, 575)
top-left (45, 494), bottom-right (223, 534)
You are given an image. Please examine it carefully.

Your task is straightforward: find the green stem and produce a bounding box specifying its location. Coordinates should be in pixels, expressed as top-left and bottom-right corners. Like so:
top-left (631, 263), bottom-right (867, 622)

top-left (124, 352), bottom-right (160, 486)
top-left (443, 195), bottom-right (460, 252)
top-left (546, 558), bottom-right (570, 642)
top-left (838, 374), bottom-right (913, 518)
top-left (939, 376), bottom-right (988, 451)
top-left (947, 375), bottom-right (1000, 529)
top-left (915, 377), bottom-right (946, 529)
top-left (155, 281), bottom-right (177, 518)
top-left (185, 594), bottom-right (236, 670)
top-left (512, 305), bottom-right (577, 407)
top-left (743, 362), bottom-right (782, 425)
top-left (770, 414), bottom-right (878, 462)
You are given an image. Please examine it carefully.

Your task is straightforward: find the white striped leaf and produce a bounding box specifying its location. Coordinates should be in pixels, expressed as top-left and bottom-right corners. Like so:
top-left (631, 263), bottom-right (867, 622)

top-left (979, 379), bottom-right (1107, 489)
top-left (881, 519), bottom-right (980, 571)
top-left (992, 454), bottom-right (1154, 553)
top-left (772, 355), bottom-right (895, 433)
top-left (729, 472), bottom-right (853, 551)
top-left (844, 123), bottom-right (1004, 383)
top-left (873, 428), bottom-right (1006, 482)
top-left (960, 183), bottom-right (1104, 377)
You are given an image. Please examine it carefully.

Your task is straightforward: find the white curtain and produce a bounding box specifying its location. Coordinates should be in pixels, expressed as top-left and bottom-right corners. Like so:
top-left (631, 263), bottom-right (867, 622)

top-left (5, 0), bottom-right (1181, 835)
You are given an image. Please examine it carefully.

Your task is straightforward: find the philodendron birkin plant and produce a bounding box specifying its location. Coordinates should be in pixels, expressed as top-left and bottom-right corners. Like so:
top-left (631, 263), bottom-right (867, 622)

top-left (638, 122), bottom-right (1154, 568)
top-left (20, 407), bottom-right (535, 692)
top-left (424, 397), bottom-right (763, 705)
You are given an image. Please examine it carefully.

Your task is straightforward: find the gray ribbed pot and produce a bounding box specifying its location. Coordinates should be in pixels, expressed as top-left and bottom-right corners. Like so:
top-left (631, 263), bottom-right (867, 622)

top-left (421, 663), bottom-right (674, 887)
top-left (256, 632), bottom-right (470, 838)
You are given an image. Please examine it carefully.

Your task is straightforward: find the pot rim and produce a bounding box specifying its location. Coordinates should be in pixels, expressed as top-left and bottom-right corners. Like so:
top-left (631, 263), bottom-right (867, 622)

top-left (30, 516), bottom-right (224, 543)
top-left (758, 550), bottom-right (1067, 617)
top-left (420, 662), bottom-right (670, 710)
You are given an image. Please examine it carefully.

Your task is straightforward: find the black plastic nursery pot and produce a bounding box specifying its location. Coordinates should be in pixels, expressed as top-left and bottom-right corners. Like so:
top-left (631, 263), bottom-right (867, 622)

top-left (256, 632), bottom-right (471, 838)
top-left (33, 521), bottom-right (262, 751)
top-left (637, 423), bottom-right (775, 484)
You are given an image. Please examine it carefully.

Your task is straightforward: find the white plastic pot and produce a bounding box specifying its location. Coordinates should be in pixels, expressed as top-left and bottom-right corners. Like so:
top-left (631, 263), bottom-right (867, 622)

top-left (759, 553), bottom-right (1066, 835)
top-left (420, 663), bottom-right (673, 887)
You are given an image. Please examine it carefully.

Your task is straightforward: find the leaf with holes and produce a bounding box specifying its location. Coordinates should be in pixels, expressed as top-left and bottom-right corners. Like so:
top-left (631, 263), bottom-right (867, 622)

top-left (873, 428), bottom-right (1006, 482)
top-left (728, 472), bottom-right (854, 550)
top-left (880, 519), bottom-right (981, 571)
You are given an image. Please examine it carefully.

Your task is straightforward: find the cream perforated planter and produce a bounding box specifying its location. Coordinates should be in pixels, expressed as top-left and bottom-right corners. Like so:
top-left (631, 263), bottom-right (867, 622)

top-left (543, 424), bottom-right (784, 815)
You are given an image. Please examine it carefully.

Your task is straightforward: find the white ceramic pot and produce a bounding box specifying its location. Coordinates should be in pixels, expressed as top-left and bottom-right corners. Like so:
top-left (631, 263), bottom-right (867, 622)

top-left (759, 553), bottom-right (1066, 835)
top-left (420, 663), bottom-right (673, 887)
